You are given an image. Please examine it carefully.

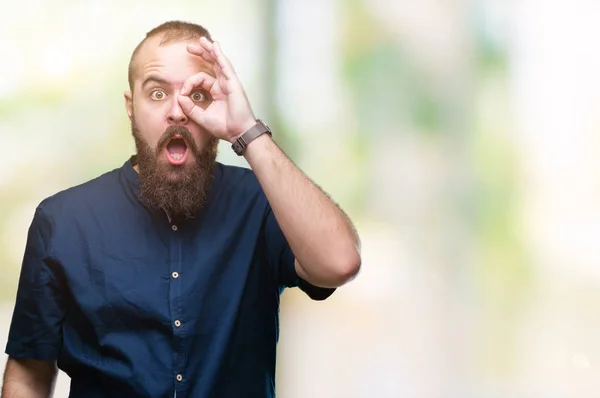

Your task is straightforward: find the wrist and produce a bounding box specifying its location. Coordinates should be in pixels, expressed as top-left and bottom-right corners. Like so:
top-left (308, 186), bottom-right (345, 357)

top-left (228, 119), bottom-right (258, 143)
top-left (241, 133), bottom-right (272, 157)
top-left (230, 119), bottom-right (273, 156)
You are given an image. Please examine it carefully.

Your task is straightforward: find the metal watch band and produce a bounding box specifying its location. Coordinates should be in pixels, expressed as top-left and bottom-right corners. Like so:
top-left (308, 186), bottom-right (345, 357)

top-left (231, 119), bottom-right (272, 156)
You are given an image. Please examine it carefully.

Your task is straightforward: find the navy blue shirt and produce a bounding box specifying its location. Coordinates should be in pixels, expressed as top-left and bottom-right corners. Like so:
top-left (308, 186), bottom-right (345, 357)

top-left (5, 157), bottom-right (334, 398)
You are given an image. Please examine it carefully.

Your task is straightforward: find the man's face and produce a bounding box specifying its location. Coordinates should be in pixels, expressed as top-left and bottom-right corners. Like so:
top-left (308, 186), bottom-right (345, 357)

top-left (125, 35), bottom-right (219, 218)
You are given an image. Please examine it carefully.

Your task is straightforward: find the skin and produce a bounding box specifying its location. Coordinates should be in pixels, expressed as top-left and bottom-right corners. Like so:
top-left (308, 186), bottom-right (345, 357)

top-left (126, 34), bottom-right (361, 287)
top-left (2, 33), bottom-right (361, 398)
top-left (124, 35), bottom-right (219, 177)
top-left (1, 358), bottom-right (57, 397)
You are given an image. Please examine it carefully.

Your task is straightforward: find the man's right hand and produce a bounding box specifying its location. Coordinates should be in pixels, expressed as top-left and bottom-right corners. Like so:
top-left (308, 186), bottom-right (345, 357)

top-left (1, 357), bottom-right (57, 398)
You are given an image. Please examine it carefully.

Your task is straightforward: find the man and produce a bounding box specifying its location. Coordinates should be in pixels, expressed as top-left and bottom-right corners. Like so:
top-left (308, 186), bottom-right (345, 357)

top-left (1, 20), bottom-right (360, 398)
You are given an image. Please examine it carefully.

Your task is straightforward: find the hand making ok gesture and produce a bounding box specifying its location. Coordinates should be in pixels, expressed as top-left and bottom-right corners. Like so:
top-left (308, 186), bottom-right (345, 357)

top-left (177, 37), bottom-right (258, 143)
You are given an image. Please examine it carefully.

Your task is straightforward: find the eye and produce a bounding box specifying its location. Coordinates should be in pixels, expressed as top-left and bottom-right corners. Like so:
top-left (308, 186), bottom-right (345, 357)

top-left (150, 90), bottom-right (166, 100)
top-left (190, 91), bottom-right (208, 102)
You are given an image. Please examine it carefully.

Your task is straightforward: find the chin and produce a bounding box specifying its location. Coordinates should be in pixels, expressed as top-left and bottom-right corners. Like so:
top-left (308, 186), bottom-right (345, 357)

top-left (158, 159), bottom-right (193, 179)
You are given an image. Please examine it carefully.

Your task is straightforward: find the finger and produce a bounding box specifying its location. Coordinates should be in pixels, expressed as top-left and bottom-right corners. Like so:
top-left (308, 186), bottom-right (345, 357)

top-left (177, 95), bottom-right (201, 119)
top-left (213, 61), bottom-right (224, 79)
top-left (199, 38), bottom-right (219, 65)
top-left (186, 43), bottom-right (203, 55)
top-left (199, 36), bottom-right (214, 53)
top-left (187, 43), bottom-right (215, 64)
top-left (211, 63), bottom-right (229, 94)
top-left (212, 42), bottom-right (236, 81)
top-left (199, 49), bottom-right (216, 64)
top-left (180, 72), bottom-right (216, 96)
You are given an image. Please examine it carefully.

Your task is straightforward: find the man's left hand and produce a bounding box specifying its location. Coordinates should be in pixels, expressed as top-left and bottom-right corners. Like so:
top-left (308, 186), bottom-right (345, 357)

top-left (178, 37), bottom-right (256, 142)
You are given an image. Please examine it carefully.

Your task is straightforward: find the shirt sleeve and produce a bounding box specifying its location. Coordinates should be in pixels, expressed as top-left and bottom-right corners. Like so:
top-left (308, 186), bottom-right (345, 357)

top-left (263, 205), bottom-right (336, 301)
top-left (5, 206), bottom-right (66, 361)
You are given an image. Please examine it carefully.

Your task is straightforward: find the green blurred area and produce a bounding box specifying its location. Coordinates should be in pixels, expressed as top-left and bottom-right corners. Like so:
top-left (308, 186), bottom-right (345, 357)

top-left (0, 0), bottom-right (528, 315)
top-left (0, 0), bottom-right (542, 395)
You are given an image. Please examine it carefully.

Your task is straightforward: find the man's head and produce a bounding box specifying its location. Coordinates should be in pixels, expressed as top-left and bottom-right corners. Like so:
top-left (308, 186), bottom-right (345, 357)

top-left (124, 21), bottom-right (219, 219)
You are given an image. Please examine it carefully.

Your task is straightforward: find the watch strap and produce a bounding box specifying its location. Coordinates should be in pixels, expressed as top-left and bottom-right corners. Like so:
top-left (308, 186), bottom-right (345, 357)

top-left (231, 120), bottom-right (271, 155)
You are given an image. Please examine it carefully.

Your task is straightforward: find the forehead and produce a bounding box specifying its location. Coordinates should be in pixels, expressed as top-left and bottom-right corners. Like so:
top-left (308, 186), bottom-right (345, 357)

top-left (133, 36), bottom-right (213, 88)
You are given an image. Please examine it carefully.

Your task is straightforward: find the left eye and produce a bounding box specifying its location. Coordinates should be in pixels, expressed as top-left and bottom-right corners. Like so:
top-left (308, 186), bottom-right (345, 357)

top-left (190, 92), bottom-right (206, 102)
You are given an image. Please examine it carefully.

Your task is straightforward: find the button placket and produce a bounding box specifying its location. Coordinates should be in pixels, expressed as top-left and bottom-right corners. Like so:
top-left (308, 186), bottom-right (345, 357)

top-left (168, 218), bottom-right (185, 391)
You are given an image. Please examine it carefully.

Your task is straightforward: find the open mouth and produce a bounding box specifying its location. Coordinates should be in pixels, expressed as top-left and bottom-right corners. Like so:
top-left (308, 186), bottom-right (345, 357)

top-left (165, 135), bottom-right (189, 166)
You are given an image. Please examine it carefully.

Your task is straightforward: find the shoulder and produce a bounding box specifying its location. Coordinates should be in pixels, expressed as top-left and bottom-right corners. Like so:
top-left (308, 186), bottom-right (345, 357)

top-left (36, 166), bottom-right (123, 221)
top-left (214, 162), bottom-right (263, 197)
top-left (207, 162), bottom-right (271, 224)
top-left (215, 162), bottom-right (259, 185)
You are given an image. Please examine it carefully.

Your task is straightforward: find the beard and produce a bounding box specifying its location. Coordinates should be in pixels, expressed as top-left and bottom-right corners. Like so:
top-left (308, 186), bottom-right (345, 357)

top-left (131, 116), bottom-right (219, 220)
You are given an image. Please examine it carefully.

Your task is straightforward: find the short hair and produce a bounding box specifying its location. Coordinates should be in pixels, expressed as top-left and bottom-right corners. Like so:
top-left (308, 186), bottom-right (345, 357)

top-left (127, 20), bottom-right (213, 91)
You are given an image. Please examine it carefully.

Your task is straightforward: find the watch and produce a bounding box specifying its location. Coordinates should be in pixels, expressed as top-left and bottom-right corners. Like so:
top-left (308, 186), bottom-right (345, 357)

top-left (231, 119), bottom-right (272, 156)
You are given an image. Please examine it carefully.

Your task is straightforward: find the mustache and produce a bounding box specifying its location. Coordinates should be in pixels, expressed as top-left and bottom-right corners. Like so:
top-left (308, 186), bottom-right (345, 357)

top-left (156, 125), bottom-right (197, 152)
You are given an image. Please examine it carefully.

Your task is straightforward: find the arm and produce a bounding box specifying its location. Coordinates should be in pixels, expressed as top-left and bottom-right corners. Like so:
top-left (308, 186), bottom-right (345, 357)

top-left (178, 37), bottom-right (361, 288)
top-left (3, 206), bottom-right (65, 397)
top-left (1, 357), bottom-right (57, 398)
top-left (242, 134), bottom-right (361, 288)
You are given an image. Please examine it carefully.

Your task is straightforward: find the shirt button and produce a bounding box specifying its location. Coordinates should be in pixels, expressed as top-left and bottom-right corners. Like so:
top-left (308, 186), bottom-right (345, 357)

top-left (176, 374), bottom-right (183, 382)
top-left (174, 320), bottom-right (181, 327)
top-left (172, 272), bottom-right (179, 279)
top-left (172, 225), bottom-right (178, 231)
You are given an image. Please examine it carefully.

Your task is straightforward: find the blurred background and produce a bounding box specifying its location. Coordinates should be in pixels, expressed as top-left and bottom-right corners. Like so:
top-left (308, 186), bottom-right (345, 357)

top-left (1, 0), bottom-right (600, 396)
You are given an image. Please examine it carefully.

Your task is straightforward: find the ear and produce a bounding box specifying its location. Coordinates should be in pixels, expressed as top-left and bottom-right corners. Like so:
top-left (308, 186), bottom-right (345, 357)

top-left (124, 90), bottom-right (133, 120)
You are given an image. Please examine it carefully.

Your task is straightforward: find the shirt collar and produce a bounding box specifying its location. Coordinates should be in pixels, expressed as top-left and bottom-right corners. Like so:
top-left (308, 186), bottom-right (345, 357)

top-left (122, 155), bottom-right (140, 192)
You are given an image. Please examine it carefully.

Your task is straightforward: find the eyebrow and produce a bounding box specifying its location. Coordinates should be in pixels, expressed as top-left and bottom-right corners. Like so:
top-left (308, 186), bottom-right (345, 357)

top-left (141, 75), bottom-right (171, 90)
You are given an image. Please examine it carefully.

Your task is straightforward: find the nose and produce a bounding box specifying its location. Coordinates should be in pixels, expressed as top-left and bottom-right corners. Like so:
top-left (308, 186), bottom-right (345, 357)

top-left (167, 95), bottom-right (188, 125)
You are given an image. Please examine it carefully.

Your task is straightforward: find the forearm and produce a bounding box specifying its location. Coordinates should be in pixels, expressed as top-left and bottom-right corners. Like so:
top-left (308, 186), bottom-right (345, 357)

top-left (244, 134), bottom-right (361, 287)
top-left (1, 382), bottom-right (45, 398)
top-left (1, 358), bottom-right (56, 398)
